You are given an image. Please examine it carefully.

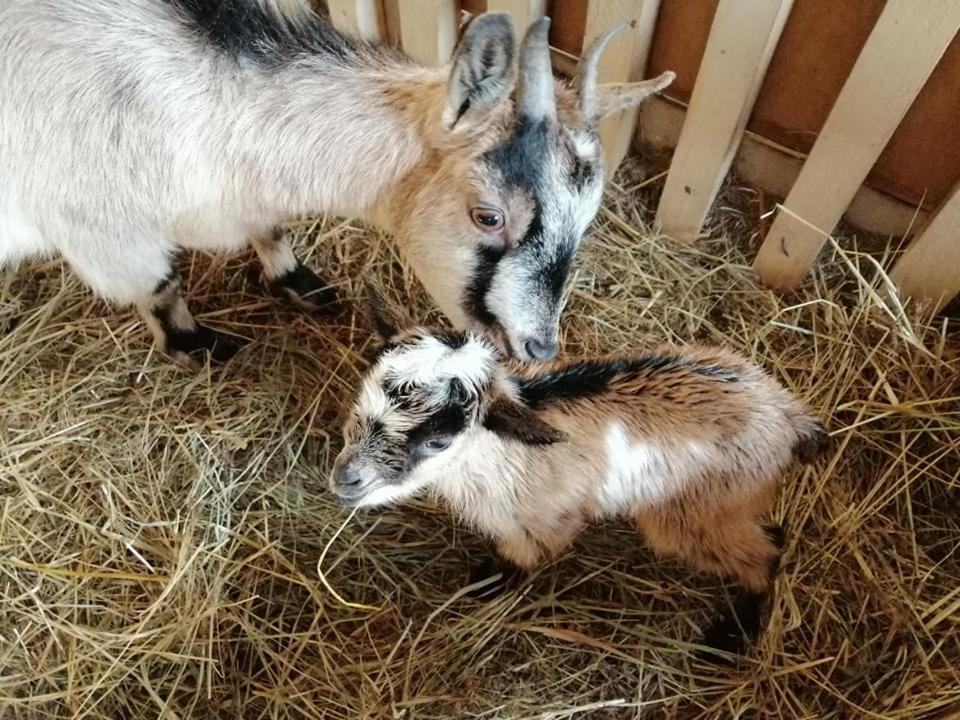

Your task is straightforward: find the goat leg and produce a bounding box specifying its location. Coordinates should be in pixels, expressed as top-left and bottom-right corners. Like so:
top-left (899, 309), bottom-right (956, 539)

top-left (252, 228), bottom-right (338, 313)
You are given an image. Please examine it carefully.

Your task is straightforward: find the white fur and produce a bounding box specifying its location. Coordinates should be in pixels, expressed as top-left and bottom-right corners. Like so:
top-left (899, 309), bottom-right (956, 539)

top-left (382, 336), bottom-right (496, 390)
top-left (335, 330), bottom-right (819, 571)
top-left (597, 422), bottom-right (717, 512)
top-left (2, 2), bottom-right (669, 361)
top-left (0, 0), bottom-right (428, 303)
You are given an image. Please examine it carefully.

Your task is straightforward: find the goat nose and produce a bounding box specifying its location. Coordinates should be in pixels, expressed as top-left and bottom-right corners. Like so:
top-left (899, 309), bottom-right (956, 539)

top-left (336, 464), bottom-right (363, 488)
top-left (340, 467), bottom-right (362, 487)
top-left (524, 337), bottom-right (558, 361)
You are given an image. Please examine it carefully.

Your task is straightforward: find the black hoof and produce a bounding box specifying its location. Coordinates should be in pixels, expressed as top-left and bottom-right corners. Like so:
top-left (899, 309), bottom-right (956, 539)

top-left (167, 324), bottom-right (241, 366)
top-left (269, 264), bottom-right (338, 314)
top-left (466, 558), bottom-right (521, 600)
top-left (699, 616), bottom-right (749, 663)
top-left (698, 589), bottom-right (765, 663)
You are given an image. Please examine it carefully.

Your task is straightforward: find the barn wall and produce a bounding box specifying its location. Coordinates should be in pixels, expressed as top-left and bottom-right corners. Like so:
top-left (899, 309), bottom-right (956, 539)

top-left (549, 0), bottom-right (960, 211)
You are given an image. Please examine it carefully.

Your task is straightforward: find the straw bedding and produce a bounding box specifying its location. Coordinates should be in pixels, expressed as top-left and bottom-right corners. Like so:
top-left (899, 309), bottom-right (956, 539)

top-left (1, 158), bottom-right (958, 719)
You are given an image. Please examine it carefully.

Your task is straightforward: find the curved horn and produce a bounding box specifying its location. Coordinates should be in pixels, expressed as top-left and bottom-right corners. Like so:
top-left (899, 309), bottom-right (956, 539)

top-left (516, 17), bottom-right (555, 122)
top-left (579, 21), bottom-right (630, 122)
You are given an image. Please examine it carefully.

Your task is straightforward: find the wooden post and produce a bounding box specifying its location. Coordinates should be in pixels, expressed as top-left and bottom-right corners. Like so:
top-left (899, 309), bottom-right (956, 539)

top-left (380, 0), bottom-right (401, 47)
top-left (394, 0), bottom-right (460, 66)
top-left (487, 0), bottom-right (547, 31)
top-left (582, 0), bottom-right (661, 177)
top-left (327, 0), bottom-right (385, 40)
top-left (889, 181), bottom-right (960, 314)
top-left (753, 1), bottom-right (960, 291)
top-left (655, 0), bottom-right (793, 241)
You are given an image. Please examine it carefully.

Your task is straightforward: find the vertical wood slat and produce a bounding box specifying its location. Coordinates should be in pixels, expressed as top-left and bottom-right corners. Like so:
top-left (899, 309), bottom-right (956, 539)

top-left (394, 0), bottom-right (460, 66)
top-left (380, 0), bottom-right (402, 47)
top-left (486, 0), bottom-right (547, 32)
top-left (326, 0), bottom-right (385, 40)
top-left (655, 0), bottom-right (793, 241)
top-left (889, 181), bottom-right (960, 313)
top-left (753, 1), bottom-right (960, 291)
top-left (582, 0), bottom-right (661, 177)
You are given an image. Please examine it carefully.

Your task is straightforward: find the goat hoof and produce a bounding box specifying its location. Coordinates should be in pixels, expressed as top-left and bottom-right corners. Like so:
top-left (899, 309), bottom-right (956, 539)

top-left (166, 324), bottom-right (241, 366)
top-left (270, 264), bottom-right (338, 314)
top-left (698, 616), bottom-right (748, 664)
top-left (466, 559), bottom-right (520, 600)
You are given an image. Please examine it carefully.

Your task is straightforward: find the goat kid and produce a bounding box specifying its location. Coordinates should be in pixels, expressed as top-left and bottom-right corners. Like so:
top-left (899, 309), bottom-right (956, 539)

top-left (0, 0), bottom-right (673, 365)
top-left (331, 309), bottom-right (827, 656)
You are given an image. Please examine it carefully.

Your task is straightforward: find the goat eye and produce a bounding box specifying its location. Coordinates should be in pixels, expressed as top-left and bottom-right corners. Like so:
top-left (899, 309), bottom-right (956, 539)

top-left (424, 436), bottom-right (452, 452)
top-left (470, 207), bottom-right (504, 232)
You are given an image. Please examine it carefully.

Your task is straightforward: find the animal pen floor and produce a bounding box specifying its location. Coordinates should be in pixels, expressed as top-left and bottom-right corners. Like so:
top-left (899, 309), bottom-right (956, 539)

top-left (1, 157), bottom-right (958, 720)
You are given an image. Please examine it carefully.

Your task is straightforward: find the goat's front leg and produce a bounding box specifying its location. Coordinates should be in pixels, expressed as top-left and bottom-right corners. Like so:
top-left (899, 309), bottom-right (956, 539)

top-left (138, 271), bottom-right (239, 368)
top-left (251, 229), bottom-right (337, 312)
top-left (466, 530), bottom-right (541, 600)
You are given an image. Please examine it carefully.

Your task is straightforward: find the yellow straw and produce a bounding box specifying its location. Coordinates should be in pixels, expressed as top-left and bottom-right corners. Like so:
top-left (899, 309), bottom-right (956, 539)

top-left (316, 506), bottom-right (382, 613)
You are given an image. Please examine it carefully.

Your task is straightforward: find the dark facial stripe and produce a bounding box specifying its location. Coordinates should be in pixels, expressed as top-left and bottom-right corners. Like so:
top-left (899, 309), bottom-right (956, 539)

top-left (405, 401), bottom-right (467, 466)
top-left (483, 117), bottom-right (551, 196)
top-left (571, 157), bottom-right (596, 192)
top-left (464, 245), bottom-right (501, 328)
top-left (537, 242), bottom-right (575, 305)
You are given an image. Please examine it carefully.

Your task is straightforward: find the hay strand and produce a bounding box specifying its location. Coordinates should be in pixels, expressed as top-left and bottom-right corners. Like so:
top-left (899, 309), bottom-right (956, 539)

top-left (1, 157), bottom-right (958, 718)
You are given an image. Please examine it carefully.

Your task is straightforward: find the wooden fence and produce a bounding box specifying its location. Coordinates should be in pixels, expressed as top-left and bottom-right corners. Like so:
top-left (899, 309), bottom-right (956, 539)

top-left (327, 0), bottom-right (960, 314)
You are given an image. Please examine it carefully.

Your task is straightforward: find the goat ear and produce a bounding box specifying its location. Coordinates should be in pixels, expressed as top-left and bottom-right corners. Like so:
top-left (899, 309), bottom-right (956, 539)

top-left (364, 284), bottom-right (405, 341)
top-left (443, 13), bottom-right (516, 132)
top-left (589, 72), bottom-right (675, 121)
top-left (483, 395), bottom-right (567, 445)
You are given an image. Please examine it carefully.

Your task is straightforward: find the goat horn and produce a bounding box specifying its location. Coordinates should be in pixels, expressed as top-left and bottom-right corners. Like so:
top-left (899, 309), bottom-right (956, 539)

top-left (516, 17), bottom-right (556, 122)
top-left (579, 21), bottom-right (630, 123)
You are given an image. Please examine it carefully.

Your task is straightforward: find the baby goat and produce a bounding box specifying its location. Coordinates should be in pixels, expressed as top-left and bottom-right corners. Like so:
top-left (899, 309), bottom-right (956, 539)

top-left (1, 0), bottom-right (673, 365)
top-left (331, 310), bottom-right (827, 655)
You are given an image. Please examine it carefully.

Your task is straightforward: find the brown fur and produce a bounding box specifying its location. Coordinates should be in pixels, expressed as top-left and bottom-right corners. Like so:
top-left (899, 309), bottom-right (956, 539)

top-left (335, 330), bottom-right (825, 651)
top-left (489, 345), bottom-right (824, 593)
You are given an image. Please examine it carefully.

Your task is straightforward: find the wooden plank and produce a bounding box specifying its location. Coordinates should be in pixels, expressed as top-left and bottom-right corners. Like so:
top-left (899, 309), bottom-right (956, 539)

top-left (753, 1), bottom-right (960, 291)
top-left (889, 181), bottom-right (960, 313)
top-left (396, 0), bottom-right (459, 66)
top-left (487, 0), bottom-right (547, 32)
top-left (380, 0), bottom-right (401, 46)
top-left (582, 0), bottom-right (661, 177)
top-left (638, 96), bottom-right (930, 238)
top-left (646, 0), bottom-right (960, 215)
top-left (655, 0), bottom-right (792, 241)
top-left (327, 0), bottom-right (385, 40)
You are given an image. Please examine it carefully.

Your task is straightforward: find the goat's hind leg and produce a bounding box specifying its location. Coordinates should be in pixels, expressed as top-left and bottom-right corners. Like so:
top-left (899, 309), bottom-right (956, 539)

top-left (60, 236), bottom-right (238, 366)
top-left (698, 521), bottom-right (784, 660)
top-left (139, 271), bottom-right (239, 367)
top-left (252, 229), bottom-right (337, 313)
top-left (636, 505), bottom-right (783, 661)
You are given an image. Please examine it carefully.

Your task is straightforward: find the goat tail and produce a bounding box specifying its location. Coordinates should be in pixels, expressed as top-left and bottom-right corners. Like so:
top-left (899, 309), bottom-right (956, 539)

top-left (792, 413), bottom-right (828, 465)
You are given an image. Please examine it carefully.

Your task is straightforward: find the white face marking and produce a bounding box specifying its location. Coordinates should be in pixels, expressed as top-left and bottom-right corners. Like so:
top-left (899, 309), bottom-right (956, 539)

top-left (381, 335), bottom-right (496, 391)
top-left (481, 130), bottom-right (605, 357)
top-left (333, 331), bottom-right (500, 507)
top-left (352, 475), bottom-right (433, 508)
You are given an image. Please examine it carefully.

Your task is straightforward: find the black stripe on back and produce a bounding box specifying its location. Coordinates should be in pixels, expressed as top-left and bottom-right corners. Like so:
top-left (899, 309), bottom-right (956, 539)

top-left (164, 0), bottom-right (370, 66)
top-left (515, 355), bottom-right (739, 408)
